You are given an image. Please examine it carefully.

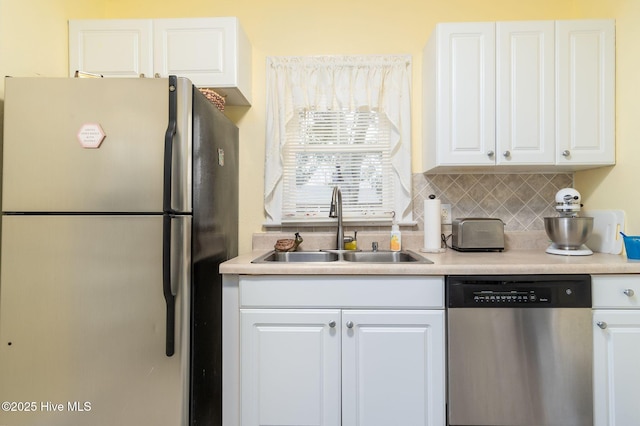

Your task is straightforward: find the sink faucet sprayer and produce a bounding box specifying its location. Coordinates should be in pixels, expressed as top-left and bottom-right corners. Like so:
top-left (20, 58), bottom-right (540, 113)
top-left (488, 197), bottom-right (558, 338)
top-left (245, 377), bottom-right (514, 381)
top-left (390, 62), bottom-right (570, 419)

top-left (329, 186), bottom-right (344, 250)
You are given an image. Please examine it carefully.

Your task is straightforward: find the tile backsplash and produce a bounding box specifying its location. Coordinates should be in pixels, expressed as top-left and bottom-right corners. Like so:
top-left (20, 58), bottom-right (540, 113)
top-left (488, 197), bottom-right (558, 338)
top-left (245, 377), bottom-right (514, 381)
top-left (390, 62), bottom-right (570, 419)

top-left (412, 173), bottom-right (574, 232)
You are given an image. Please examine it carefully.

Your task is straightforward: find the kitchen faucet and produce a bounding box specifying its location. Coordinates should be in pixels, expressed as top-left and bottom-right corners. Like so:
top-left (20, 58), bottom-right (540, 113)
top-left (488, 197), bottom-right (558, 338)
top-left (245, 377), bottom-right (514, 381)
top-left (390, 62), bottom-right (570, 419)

top-left (329, 186), bottom-right (344, 250)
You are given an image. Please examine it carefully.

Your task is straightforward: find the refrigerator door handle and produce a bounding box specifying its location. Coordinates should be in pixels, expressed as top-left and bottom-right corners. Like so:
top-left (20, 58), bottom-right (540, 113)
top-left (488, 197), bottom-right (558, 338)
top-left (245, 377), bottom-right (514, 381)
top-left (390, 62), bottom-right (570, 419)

top-left (162, 214), bottom-right (176, 357)
top-left (162, 75), bottom-right (178, 358)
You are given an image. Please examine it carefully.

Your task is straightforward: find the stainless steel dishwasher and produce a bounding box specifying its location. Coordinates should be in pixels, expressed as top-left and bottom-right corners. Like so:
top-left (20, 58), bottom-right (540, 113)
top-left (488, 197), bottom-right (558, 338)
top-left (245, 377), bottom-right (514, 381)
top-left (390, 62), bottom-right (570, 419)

top-left (446, 274), bottom-right (593, 426)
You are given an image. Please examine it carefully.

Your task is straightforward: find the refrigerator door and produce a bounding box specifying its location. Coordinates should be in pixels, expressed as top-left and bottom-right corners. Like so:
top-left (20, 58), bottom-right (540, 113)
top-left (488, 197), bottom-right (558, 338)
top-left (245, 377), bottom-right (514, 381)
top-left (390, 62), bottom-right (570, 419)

top-left (0, 215), bottom-right (190, 426)
top-left (2, 77), bottom-right (191, 213)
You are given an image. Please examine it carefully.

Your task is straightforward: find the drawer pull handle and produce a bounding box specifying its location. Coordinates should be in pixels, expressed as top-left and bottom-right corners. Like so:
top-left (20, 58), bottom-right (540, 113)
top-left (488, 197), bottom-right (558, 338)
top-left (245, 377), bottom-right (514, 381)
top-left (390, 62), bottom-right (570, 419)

top-left (346, 321), bottom-right (354, 329)
top-left (328, 320), bottom-right (336, 328)
top-left (624, 289), bottom-right (635, 297)
top-left (597, 321), bottom-right (608, 330)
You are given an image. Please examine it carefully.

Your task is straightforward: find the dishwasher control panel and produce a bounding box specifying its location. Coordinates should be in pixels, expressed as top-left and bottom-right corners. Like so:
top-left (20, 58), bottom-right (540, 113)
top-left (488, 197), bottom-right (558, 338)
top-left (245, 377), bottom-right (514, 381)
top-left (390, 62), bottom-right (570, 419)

top-left (447, 274), bottom-right (592, 308)
top-left (472, 288), bottom-right (550, 305)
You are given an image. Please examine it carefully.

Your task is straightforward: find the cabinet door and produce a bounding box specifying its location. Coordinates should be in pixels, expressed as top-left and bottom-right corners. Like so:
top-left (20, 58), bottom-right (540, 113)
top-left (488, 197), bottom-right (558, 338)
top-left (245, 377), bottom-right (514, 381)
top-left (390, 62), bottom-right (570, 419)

top-left (68, 19), bottom-right (153, 78)
top-left (496, 21), bottom-right (555, 165)
top-left (341, 310), bottom-right (445, 426)
top-left (556, 20), bottom-right (615, 166)
top-left (240, 309), bottom-right (341, 426)
top-left (432, 22), bottom-right (496, 167)
top-left (153, 18), bottom-right (229, 85)
top-left (593, 310), bottom-right (640, 426)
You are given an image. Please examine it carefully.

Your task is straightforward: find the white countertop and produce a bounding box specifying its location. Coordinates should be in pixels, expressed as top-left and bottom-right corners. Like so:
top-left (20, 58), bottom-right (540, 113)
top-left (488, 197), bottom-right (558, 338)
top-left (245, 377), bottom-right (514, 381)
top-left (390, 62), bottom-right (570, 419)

top-left (220, 248), bottom-right (640, 276)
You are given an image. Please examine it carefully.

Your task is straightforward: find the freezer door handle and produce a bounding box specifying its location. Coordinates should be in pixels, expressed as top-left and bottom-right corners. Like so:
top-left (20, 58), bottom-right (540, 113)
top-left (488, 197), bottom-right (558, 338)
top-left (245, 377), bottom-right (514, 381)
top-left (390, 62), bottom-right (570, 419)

top-left (162, 214), bottom-right (176, 357)
top-left (163, 75), bottom-right (178, 214)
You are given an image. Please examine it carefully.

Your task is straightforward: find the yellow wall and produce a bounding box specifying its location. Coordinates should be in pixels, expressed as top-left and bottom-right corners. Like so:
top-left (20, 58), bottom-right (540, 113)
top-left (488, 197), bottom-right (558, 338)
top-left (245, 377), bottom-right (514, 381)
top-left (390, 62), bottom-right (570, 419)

top-left (573, 1), bottom-right (640, 236)
top-left (2, 0), bottom-right (637, 254)
top-left (0, 0), bottom-right (103, 80)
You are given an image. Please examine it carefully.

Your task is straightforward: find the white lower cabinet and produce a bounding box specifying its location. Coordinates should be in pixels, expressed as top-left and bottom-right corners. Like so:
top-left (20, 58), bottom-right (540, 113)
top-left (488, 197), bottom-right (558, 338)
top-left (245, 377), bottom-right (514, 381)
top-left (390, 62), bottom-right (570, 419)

top-left (341, 310), bottom-right (445, 426)
top-left (238, 275), bottom-right (445, 426)
top-left (592, 275), bottom-right (640, 426)
top-left (240, 309), bottom-right (342, 426)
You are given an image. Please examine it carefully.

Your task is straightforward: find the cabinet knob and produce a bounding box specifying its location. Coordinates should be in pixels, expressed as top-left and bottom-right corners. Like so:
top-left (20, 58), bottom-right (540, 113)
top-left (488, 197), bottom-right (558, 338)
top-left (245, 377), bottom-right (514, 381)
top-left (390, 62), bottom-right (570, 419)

top-left (487, 150), bottom-right (495, 157)
top-left (503, 150), bottom-right (511, 158)
top-left (597, 321), bottom-right (608, 330)
top-left (328, 320), bottom-right (336, 328)
top-left (346, 321), bottom-right (354, 329)
top-left (624, 289), bottom-right (635, 297)
top-left (562, 150), bottom-right (571, 157)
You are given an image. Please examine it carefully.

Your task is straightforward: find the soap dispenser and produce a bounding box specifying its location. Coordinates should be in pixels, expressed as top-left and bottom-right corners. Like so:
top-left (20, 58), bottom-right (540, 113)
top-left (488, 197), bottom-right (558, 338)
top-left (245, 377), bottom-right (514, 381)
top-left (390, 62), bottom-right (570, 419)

top-left (390, 220), bottom-right (401, 252)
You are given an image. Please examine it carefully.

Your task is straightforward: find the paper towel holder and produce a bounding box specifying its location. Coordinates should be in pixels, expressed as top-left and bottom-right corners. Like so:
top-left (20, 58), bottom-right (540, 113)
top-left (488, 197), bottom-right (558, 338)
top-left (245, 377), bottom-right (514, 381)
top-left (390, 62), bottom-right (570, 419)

top-left (421, 194), bottom-right (447, 253)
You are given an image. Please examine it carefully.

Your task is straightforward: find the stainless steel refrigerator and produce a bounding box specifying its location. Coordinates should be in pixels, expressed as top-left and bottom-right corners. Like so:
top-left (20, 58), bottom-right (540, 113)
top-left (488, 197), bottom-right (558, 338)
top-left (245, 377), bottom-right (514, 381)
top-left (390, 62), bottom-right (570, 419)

top-left (0, 76), bottom-right (238, 425)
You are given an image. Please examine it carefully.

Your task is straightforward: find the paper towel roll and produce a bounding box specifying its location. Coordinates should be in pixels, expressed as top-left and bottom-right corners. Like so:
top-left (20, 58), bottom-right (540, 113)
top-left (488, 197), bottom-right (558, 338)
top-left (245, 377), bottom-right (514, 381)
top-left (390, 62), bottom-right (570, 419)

top-left (423, 197), bottom-right (442, 251)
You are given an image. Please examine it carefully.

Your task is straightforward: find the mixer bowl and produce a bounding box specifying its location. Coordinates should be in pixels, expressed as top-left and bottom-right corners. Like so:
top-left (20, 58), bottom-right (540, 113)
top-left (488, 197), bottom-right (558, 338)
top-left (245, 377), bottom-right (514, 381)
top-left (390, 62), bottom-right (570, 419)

top-left (544, 217), bottom-right (594, 250)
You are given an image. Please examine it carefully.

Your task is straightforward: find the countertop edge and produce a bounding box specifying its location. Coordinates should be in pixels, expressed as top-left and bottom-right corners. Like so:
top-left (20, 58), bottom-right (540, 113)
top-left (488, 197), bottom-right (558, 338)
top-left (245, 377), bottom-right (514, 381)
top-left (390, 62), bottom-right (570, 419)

top-left (220, 250), bottom-right (640, 275)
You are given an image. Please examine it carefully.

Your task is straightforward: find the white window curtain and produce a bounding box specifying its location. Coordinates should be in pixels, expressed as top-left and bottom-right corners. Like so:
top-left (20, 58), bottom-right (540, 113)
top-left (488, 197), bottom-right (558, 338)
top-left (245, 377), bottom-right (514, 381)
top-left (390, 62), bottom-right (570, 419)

top-left (264, 55), bottom-right (413, 225)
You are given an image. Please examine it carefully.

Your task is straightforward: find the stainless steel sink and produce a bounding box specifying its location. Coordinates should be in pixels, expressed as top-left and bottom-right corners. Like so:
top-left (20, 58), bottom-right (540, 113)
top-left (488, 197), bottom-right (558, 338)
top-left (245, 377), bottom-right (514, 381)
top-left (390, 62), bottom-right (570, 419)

top-left (252, 251), bottom-right (340, 263)
top-left (252, 249), bottom-right (432, 264)
top-left (342, 250), bottom-right (432, 263)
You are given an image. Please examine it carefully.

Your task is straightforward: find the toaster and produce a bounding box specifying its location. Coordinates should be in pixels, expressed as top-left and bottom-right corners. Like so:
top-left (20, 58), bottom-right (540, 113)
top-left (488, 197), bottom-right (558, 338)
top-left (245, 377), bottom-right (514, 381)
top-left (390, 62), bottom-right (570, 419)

top-left (451, 218), bottom-right (505, 252)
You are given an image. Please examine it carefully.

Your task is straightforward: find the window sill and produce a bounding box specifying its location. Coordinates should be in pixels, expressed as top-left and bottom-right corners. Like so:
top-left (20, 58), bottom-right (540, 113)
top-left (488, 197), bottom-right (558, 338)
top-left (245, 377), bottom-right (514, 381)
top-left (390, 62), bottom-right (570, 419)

top-left (264, 218), bottom-right (417, 228)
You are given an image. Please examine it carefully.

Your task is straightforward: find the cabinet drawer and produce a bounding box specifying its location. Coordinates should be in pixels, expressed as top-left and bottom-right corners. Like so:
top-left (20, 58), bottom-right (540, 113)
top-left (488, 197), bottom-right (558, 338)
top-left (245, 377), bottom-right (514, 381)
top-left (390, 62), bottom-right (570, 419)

top-left (592, 275), bottom-right (640, 308)
top-left (239, 275), bottom-right (444, 309)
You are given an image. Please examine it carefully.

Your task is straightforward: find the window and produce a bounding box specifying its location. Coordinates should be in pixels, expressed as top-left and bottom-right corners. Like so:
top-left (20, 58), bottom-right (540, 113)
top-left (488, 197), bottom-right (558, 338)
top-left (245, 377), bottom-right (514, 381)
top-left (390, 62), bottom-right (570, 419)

top-left (283, 109), bottom-right (393, 221)
top-left (264, 55), bottom-right (412, 225)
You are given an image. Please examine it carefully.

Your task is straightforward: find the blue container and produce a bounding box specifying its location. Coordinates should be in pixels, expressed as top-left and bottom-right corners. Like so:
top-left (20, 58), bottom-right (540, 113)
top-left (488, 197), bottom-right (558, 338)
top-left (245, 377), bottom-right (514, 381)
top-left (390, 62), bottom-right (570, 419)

top-left (622, 233), bottom-right (640, 260)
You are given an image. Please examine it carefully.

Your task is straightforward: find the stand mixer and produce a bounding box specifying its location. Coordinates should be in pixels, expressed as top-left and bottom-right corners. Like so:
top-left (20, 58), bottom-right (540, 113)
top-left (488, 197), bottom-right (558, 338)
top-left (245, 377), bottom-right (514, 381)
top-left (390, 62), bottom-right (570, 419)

top-left (544, 188), bottom-right (594, 256)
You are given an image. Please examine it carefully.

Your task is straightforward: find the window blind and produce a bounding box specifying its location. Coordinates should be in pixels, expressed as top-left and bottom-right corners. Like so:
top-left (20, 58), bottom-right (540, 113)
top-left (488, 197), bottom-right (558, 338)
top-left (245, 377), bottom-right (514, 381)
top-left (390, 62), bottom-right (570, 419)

top-left (282, 109), bottom-right (394, 222)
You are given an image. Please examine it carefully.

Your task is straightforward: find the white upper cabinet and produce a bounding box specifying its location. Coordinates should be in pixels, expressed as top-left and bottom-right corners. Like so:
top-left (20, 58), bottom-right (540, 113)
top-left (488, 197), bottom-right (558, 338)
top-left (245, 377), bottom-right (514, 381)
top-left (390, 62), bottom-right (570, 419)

top-left (423, 22), bottom-right (496, 168)
top-left (556, 20), bottom-right (615, 166)
top-left (69, 19), bottom-right (153, 78)
top-left (496, 21), bottom-right (556, 166)
top-left (152, 18), bottom-right (251, 105)
top-left (69, 17), bottom-right (252, 106)
top-left (423, 19), bottom-right (615, 173)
